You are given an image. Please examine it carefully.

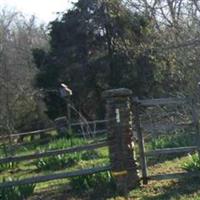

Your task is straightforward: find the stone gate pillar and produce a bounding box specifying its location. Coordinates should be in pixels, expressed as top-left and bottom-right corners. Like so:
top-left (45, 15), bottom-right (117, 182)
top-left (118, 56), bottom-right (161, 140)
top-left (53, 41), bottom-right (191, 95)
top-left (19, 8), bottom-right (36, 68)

top-left (103, 88), bottom-right (140, 194)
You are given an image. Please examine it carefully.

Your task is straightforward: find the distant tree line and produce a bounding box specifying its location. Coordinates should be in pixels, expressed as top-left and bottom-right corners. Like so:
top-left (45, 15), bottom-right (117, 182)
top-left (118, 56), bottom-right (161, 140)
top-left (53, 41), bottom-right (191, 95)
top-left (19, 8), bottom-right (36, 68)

top-left (2, 0), bottom-right (200, 134)
top-left (33, 0), bottom-right (157, 120)
top-left (34, 0), bottom-right (200, 120)
top-left (0, 8), bottom-right (48, 134)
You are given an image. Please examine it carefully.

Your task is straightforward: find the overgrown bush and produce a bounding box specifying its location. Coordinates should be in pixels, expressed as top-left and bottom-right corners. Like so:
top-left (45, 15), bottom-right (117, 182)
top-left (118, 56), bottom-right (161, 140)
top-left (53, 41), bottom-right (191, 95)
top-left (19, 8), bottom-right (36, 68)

top-left (182, 153), bottom-right (200, 171)
top-left (0, 178), bottom-right (35, 200)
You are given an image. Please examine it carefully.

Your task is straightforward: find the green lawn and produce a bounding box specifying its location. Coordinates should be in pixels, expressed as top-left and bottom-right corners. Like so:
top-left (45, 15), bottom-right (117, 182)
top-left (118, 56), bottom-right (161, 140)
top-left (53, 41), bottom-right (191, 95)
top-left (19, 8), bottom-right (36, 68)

top-left (0, 136), bottom-right (110, 193)
top-left (2, 131), bottom-right (200, 200)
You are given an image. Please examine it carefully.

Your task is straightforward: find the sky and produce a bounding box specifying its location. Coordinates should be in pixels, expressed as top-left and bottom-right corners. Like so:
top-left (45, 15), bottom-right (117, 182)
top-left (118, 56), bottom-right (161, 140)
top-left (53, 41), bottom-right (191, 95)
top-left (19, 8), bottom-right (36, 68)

top-left (0, 0), bottom-right (77, 23)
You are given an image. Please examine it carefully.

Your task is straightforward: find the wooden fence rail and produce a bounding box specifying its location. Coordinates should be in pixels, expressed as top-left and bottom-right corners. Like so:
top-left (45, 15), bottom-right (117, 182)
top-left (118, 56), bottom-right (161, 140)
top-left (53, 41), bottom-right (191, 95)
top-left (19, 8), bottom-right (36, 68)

top-left (0, 141), bottom-right (108, 164)
top-left (141, 123), bottom-right (193, 132)
top-left (145, 146), bottom-right (197, 157)
top-left (71, 119), bottom-right (108, 126)
top-left (75, 129), bottom-right (107, 136)
top-left (0, 129), bottom-right (108, 151)
top-left (149, 171), bottom-right (200, 181)
top-left (132, 95), bottom-right (200, 184)
top-left (0, 119), bottom-right (109, 142)
top-left (0, 165), bottom-right (111, 188)
top-left (134, 97), bottom-right (189, 106)
top-left (0, 127), bottom-right (56, 140)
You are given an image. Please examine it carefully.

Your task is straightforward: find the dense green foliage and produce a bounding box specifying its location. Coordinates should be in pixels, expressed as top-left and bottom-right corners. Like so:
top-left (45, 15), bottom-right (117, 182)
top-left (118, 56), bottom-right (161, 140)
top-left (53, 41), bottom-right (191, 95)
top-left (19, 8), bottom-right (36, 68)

top-left (34, 0), bottom-right (157, 119)
top-left (2, 0), bottom-right (200, 136)
top-left (0, 179), bottom-right (35, 200)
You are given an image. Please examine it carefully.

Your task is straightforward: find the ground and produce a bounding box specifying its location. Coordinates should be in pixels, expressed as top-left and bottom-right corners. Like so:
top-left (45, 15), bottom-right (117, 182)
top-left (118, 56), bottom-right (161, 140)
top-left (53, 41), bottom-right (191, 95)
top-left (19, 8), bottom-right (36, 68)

top-left (1, 133), bottom-right (200, 200)
top-left (25, 155), bottom-right (200, 200)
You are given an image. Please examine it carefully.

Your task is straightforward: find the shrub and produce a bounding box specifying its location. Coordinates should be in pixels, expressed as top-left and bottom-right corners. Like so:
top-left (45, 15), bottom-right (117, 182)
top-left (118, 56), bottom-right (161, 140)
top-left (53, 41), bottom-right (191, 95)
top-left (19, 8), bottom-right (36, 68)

top-left (0, 178), bottom-right (35, 200)
top-left (182, 153), bottom-right (200, 171)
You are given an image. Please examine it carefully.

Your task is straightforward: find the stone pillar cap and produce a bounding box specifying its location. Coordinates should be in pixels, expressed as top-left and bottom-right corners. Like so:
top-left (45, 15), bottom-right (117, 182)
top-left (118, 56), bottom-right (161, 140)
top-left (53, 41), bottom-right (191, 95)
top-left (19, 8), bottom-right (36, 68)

top-left (102, 88), bottom-right (132, 99)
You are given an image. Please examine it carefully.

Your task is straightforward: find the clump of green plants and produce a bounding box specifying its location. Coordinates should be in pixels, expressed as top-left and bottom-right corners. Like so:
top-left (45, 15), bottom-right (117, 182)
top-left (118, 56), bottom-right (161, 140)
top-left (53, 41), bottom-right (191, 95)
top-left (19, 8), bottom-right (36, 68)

top-left (0, 178), bottom-right (35, 200)
top-left (150, 131), bottom-right (196, 150)
top-left (35, 153), bottom-right (81, 171)
top-left (34, 135), bottom-right (101, 171)
top-left (0, 162), bottom-right (18, 172)
top-left (69, 171), bottom-right (116, 194)
top-left (0, 144), bottom-right (18, 172)
top-left (81, 150), bottom-right (101, 161)
top-left (0, 143), bottom-right (20, 172)
top-left (182, 153), bottom-right (200, 171)
top-left (34, 137), bottom-right (88, 171)
top-left (38, 137), bottom-right (87, 151)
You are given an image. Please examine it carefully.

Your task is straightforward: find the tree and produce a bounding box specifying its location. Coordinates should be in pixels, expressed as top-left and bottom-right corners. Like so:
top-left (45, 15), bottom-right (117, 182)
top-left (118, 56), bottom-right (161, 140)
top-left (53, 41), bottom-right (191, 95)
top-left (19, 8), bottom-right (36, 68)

top-left (34, 0), bottom-right (157, 119)
top-left (113, 0), bottom-right (200, 100)
top-left (0, 8), bottom-right (49, 135)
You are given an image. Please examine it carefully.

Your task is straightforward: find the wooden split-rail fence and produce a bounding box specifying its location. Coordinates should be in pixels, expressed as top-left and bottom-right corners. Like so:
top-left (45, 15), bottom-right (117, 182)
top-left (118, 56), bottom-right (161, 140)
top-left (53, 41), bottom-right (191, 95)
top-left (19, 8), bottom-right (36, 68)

top-left (133, 96), bottom-right (200, 184)
top-left (0, 118), bottom-right (107, 152)
top-left (0, 88), bottom-right (139, 195)
top-left (1, 88), bottom-right (200, 194)
top-left (0, 119), bottom-right (110, 188)
top-left (0, 140), bottom-right (110, 188)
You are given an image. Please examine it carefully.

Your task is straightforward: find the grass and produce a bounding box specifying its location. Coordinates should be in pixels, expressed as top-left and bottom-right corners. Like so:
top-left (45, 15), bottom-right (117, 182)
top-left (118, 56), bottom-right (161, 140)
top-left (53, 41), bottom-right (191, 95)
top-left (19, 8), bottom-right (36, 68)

top-left (147, 130), bottom-right (196, 151)
top-left (129, 156), bottom-right (200, 200)
top-left (0, 133), bottom-right (110, 196)
top-left (2, 129), bottom-right (200, 199)
top-left (143, 129), bottom-right (198, 165)
top-left (182, 153), bottom-right (200, 172)
top-left (0, 178), bottom-right (35, 200)
top-left (26, 155), bottom-right (200, 200)
top-left (69, 171), bottom-right (116, 198)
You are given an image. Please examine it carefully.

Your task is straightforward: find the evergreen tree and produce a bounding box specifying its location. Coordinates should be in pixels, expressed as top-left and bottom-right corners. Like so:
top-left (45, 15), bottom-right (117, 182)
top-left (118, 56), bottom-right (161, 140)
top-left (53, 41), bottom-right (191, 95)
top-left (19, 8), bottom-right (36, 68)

top-left (33, 0), bottom-right (155, 119)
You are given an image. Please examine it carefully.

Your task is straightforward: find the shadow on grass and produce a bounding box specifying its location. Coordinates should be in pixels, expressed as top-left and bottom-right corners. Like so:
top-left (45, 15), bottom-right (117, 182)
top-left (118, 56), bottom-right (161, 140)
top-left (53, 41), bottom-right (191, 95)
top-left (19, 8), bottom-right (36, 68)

top-left (68, 181), bottom-right (118, 200)
top-left (146, 153), bottom-right (189, 167)
top-left (140, 178), bottom-right (200, 200)
top-left (29, 177), bottom-right (200, 200)
top-left (30, 182), bottom-right (118, 200)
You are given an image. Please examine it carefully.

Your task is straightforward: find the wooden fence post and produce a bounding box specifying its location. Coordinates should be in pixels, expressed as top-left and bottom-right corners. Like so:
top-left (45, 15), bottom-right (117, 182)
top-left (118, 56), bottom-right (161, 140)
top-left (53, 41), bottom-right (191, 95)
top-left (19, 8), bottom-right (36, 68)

top-left (133, 99), bottom-right (148, 184)
top-left (103, 88), bottom-right (140, 194)
top-left (54, 116), bottom-right (68, 137)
